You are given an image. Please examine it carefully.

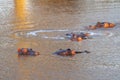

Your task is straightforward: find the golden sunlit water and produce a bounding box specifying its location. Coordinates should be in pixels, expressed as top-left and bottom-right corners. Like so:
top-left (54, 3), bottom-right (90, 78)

top-left (0, 0), bottom-right (120, 80)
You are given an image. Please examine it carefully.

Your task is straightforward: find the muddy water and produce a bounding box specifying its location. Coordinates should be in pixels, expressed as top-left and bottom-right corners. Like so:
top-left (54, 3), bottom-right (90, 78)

top-left (0, 0), bottom-right (120, 80)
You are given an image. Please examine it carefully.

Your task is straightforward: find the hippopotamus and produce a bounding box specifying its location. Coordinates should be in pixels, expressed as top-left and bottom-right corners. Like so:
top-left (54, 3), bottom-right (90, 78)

top-left (66, 32), bottom-right (90, 41)
top-left (17, 48), bottom-right (40, 56)
top-left (88, 22), bottom-right (115, 30)
top-left (53, 48), bottom-right (90, 56)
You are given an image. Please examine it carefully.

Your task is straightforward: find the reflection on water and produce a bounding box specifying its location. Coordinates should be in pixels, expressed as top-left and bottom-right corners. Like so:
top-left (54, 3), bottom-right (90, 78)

top-left (16, 39), bottom-right (39, 48)
top-left (32, 0), bottom-right (83, 14)
top-left (13, 0), bottom-right (34, 30)
top-left (0, 0), bottom-right (120, 80)
top-left (15, 0), bottom-right (27, 20)
top-left (24, 0), bottom-right (83, 29)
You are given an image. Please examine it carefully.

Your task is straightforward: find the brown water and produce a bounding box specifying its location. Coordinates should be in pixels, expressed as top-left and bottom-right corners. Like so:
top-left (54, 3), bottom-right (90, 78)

top-left (0, 0), bottom-right (120, 80)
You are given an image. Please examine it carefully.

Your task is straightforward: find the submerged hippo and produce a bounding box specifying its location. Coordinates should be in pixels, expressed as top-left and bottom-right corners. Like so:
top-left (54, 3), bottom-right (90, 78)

top-left (53, 48), bottom-right (90, 56)
top-left (88, 22), bottom-right (115, 30)
top-left (18, 48), bottom-right (40, 56)
top-left (66, 32), bottom-right (90, 41)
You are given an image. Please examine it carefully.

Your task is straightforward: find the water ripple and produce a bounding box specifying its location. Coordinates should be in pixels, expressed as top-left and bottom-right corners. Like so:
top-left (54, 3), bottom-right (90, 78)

top-left (26, 29), bottom-right (69, 36)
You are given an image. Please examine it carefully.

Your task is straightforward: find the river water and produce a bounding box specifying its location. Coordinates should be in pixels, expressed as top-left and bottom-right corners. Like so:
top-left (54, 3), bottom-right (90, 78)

top-left (0, 0), bottom-right (120, 80)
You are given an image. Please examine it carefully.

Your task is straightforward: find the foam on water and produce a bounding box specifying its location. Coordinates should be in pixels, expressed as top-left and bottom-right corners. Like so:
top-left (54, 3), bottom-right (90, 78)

top-left (27, 29), bottom-right (69, 36)
top-left (89, 32), bottom-right (114, 38)
top-left (42, 36), bottom-right (65, 40)
top-left (13, 29), bottom-right (114, 41)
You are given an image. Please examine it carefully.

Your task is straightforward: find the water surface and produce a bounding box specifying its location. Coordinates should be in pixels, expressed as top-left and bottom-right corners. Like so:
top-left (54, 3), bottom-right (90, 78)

top-left (0, 0), bottom-right (120, 80)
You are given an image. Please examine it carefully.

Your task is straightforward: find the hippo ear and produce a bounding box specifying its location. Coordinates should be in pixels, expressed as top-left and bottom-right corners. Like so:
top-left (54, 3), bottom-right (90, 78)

top-left (67, 48), bottom-right (71, 50)
top-left (17, 48), bottom-right (21, 52)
